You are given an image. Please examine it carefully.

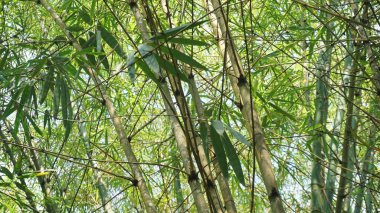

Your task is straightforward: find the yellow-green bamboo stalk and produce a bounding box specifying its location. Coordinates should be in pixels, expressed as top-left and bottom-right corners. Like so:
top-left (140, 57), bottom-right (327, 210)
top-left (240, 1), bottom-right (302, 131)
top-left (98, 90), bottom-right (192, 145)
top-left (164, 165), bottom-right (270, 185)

top-left (203, 0), bottom-right (285, 211)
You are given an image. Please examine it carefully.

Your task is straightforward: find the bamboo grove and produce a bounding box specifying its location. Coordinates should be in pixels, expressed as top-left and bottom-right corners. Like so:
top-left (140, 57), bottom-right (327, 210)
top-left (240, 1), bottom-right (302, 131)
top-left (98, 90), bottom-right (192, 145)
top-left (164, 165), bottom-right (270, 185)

top-left (0, 0), bottom-right (379, 212)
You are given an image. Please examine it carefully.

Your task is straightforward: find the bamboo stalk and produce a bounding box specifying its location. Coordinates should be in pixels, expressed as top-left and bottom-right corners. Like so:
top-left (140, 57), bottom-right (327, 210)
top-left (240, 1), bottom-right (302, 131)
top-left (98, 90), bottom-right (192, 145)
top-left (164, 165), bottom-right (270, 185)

top-left (203, 0), bottom-right (285, 211)
top-left (38, 1), bottom-right (156, 212)
top-left (127, 1), bottom-right (212, 211)
top-left (156, 0), bottom-right (237, 213)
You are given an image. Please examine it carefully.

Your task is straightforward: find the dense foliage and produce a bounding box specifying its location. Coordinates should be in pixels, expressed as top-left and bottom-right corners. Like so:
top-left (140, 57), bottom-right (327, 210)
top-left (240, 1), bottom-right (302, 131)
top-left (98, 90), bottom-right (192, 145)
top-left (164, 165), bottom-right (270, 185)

top-left (0, 0), bottom-right (379, 212)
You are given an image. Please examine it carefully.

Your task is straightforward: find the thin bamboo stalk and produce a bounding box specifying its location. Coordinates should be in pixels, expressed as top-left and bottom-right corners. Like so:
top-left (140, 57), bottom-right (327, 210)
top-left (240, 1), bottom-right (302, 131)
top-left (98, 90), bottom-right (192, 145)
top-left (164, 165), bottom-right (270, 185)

top-left (0, 129), bottom-right (39, 212)
top-left (337, 0), bottom-right (379, 210)
top-left (335, 44), bottom-right (358, 213)
top-left (78, 122), bottom-right (114, 213)
top-left (3, 121), bottom-right (59, 212)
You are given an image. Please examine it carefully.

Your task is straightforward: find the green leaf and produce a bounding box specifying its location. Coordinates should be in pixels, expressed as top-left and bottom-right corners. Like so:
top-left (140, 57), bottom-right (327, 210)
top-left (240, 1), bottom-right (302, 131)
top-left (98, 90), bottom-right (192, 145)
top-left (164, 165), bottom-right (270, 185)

top-left (67, 25), bottom-right (84, 32)
top-left (256, 92), bottom-right (295, 121)
top-left (288, 25), bottom-right (314, 31)
top-left (14, 86), bottom-right (31, 135)
top-left (1, 103), bottom-right (16, 120)
top-left (31, 86), bottom-right (38, 115)
top-left (159, 46), bottom-right (207, 70)
top-left (174, 173), bottom-right (184, 206)
top-left (126, 52), bottom-right (136, 82)
top-left (98, 46), bottom-right (110, 70)
top-left (43, 110), bottom-right (49, 129)
top-left (138, 44), bottom-right (160, 75)
top-left (0, 166), bottom-right (14, 179)
top-left (200, 122), bottom-right (210, 162)
top-left (21, 116), bottom-right (31, 144)
top-left (224, 125), bottom-right (251, 147)
top-left (98, 25), bottom-right (126, 58)
top-left (26, 113), bottom-right (43, 136)
top-left (13, 109), bottom-right (23, 136)
top-left (211, 120), bottom-right (225, 135)
top-left (267, 102), bottom-right (296, 121)
top-left (221, 132), bottom-right (245, 185)
top-left (210, 123), bottom-right (228, 178)
top-left (154, 54), bottom-right (189, 83)
top-left (39, 64), bottom-right (55, 104)
top-left (0, 182), bottom-right (11, 187)
top-left (136, 59), bottom-right (159, 84)
top-left (53, 75), bottom-right (61, 117)
top-left (30, 58), bottom-right (48, 78)
top-left (0, 48), bottom-right (10, 70)
top-left (150, 20), bottom-right (207, 40)
top-left (164, 37), bottom-right (208, 46)
top-left (79, 9), bottom-right (93, 25)
top-left (19, 85), bottom-right (32, 108)
top-left (14, 156), bottom-right (23, 174)
top-left (78, 38), bottom-right (96, 66)
top-left (60, 79), bottom-right (73, 142)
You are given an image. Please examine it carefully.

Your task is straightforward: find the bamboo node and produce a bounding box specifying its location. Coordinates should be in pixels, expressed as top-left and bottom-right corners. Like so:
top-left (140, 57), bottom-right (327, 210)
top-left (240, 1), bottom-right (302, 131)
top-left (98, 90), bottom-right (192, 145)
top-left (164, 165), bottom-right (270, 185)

top-left (132, 179), bottom-right (139, 186)
top-left (268, 187), bottom-right (280, 201)
top-left (188, 171), bottom-right (198, 182)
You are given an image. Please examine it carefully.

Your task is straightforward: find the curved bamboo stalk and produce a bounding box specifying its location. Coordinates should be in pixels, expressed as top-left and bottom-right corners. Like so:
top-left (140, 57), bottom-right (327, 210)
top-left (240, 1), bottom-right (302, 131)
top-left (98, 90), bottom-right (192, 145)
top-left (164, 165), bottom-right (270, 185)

top-left (37, 1), bottom-right (156, 212)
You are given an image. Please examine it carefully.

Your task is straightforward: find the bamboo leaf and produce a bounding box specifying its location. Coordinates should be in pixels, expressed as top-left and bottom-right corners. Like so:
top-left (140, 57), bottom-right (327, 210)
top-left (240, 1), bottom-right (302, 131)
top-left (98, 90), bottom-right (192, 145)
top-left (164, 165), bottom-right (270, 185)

top-left (138, 44), bottom-right (160, 76)
top-left (150, 20), bottom-right (207, 40)
top-left (224, 125), bottom-right (251, 147)
top-left (98, 25), bottom-right (126, 58)
top-left (200, 122), bottom-right (210, 162)
top-left (79, 9), bottom-right (93, 25)
top-left (210, 122), bottom-right (228, 178)
top-left (26, 113), bottom-right (43, 136)
top-left (163, 37), bottom-right (208, 46)
top-left (256, 92), bottom-right (295, 121)
top-left (98, 46), bottom-right (110, 70)
top-left (159, 46), bottom-right (207, 70)
top-left (1, 103), bottom-right (16, 120)
top-left (174, 173), bottom-right (184, 207)
top-left (78, 38), bottom-right (96, 66)
top-left (60, 79), bottom-right (72, 142)
top-left (0, 166), bottom-right (13, 179)
top-left (154, 54), bottom-right (189, 83)
top-left (39, 64), bottom-right (55, 104)
top-left (14, 156), bottom-right (23, 174)
top-left (126, 52), bottom-right (136, 82)
top-left (136, 59), bottom-right (159, 84)
top-left (14, 86), bottom-right (31, 135)
top-left (267, 102), bottom-right (296, 121)
top-left (211, 120), bottom-right (225, 135)
top-left (53, 75), bottom-right (61, 117)
top-left (221, 132), bottom-right (245, 185)
top-left (43, 110), bottom-right (49, 129)
top-left (31, 58), bottom-right (48, 78)
top-left (67, 25), bottom-right (84, 32)
top-left (21, 116), bottom-right (31, 143)
top-left (0, 182), bottom-right (11, 187)
top-left (0, 48), bottom-right (10, 70)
